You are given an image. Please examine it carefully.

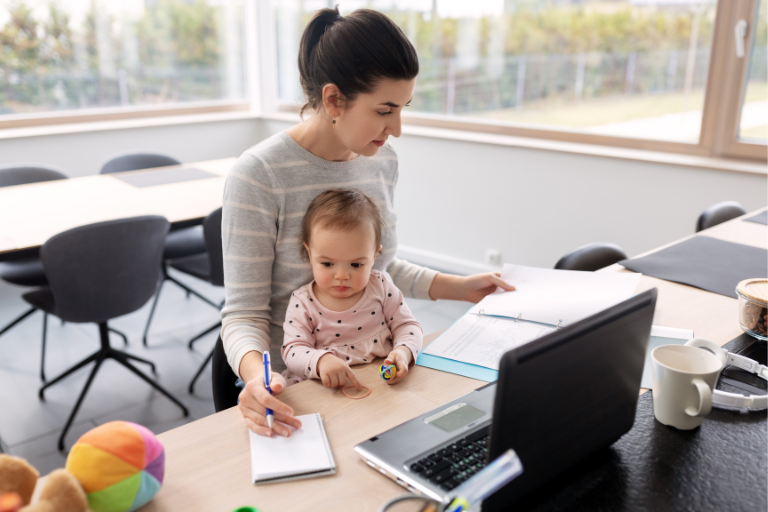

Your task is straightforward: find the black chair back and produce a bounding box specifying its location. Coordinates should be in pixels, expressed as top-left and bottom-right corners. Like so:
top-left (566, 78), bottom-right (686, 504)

top-left (555, 242), bottom-right (628, 272)
top-left (0, 165), bottom-right (67, 188)
top-left (100, 153), bottom-right (181, 174)
top-left (203, 208), bottom-right (224, 287)
top-left (41, 216), bottom-right (169, 323)
top-left (696, 201), bottom-right (747, 232)
top-left (212, 335), bottom-right (240, 412)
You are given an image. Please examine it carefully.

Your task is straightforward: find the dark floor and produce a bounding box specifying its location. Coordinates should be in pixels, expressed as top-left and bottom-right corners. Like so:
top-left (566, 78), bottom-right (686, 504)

top-left (0, 268), bottom-right (471, 473)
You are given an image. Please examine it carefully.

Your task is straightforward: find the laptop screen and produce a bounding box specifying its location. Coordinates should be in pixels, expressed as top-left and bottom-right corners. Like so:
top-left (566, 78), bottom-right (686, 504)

top-left (483, 289), bottom-right (657, 510)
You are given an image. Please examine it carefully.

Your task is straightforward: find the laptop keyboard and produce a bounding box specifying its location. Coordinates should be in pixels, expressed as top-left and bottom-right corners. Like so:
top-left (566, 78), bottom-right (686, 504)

top-left (407, 425), bottom-right (490, 491)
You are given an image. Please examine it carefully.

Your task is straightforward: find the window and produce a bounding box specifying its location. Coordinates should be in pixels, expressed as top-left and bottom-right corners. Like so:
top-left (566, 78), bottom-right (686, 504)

top-left (273, 0), bottom-right (766, 162)
top-left (0, 0), bottom-right (247, 118)
top-left (738, 0), bottom-right (766, 144)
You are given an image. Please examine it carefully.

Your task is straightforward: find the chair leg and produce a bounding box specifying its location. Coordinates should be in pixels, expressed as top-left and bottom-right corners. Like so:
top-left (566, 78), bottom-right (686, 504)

top-left (166, 275), bottom-right (220, 309)
top-left (0, 307), bottom-right (37, 338)
top-left (112, 353), bottom-right (189, 417)
top-left (40, 313), bottom-right (48, 382)
top-left (108, 327), bottom-right (129, 346)
top-left (142, 276), bottom-right (166, 347)
top-left (189, 347), bottom-right (215, 394)
top-left (122, 353), bottom-right (156, 374)
top-left (188, 321), bottom-right (222, 350)
top-left (56, 355), bottom-right (104, 451)
top-left (39, 351), bottom-right (100, 399)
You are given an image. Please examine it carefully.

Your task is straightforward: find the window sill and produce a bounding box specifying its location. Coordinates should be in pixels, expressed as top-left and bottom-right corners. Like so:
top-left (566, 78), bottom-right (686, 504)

top-left (264, 111), bottom-right (767, 176)
top-left (0, 105), bottom-right (257, 140)
top-left (3, 108), bottom-right (765, 177)
top-left (400, 123), bottom-right (767, 176)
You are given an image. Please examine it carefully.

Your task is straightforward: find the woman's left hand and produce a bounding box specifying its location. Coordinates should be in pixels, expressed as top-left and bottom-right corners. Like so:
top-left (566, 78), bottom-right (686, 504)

top-left (429, 272), bottom-right (515, 303)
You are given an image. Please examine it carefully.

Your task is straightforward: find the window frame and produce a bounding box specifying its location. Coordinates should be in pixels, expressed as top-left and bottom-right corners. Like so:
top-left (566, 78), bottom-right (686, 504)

top-left (273, 0), bottom-right (766, 164)
top-left (1, 0), bottom-right (765, 166)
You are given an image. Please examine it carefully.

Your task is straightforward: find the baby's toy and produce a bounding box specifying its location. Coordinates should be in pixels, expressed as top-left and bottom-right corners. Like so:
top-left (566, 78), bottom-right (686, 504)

top-left (0, 454), bottom-right (88, 512)
top-left (379, 364), bottom-right (397, 381)
top-left (66, 421), bottom-right (165, 512)
top-left (0, 420), bottom-right (164, 512)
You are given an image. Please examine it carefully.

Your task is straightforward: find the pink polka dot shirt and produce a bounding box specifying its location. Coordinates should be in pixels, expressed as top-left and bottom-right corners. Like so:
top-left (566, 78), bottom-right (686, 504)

top-left (282, 270), bottom-right (423, 384)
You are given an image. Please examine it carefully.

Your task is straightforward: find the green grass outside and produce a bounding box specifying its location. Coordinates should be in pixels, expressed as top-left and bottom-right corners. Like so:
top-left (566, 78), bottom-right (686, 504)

top-left (461, 82), bottom-right (767, 138)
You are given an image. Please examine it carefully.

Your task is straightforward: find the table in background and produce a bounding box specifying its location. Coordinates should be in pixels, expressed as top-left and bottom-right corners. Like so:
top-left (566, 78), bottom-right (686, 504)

top-left (131, 208), bottom-right (766, 511)
top-left (0, 158), bottom-right (237, 261)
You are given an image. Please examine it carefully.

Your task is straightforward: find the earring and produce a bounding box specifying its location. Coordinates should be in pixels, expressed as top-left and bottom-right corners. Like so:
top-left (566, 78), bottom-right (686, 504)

top-left (332, 119), bottom-right (336, 126)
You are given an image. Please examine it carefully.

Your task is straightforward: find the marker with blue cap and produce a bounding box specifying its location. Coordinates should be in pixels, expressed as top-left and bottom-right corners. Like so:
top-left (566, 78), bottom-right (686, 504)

top-left (263, 352), bottom-right (274, 430)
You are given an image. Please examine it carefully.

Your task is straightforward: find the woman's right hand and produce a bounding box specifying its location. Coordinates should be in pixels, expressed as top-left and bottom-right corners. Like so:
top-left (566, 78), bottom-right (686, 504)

top-left (238, 353), bottom-right (302, 437)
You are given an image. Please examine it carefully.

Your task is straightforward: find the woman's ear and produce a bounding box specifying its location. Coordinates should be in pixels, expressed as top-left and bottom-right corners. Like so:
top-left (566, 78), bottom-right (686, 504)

top-left (322, 83), bottom-right (344, 119)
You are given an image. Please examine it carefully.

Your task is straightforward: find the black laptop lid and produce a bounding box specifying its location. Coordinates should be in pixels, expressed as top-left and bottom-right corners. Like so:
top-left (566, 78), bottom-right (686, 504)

top-left (484, 288), bottom-right (657, 510)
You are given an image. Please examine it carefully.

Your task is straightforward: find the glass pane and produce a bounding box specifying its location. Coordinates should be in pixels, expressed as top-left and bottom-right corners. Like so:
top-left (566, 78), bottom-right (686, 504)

top-left (0, 0), bottom-right (246, 116)
top-left (738, 0), bottom-right (767, 143)
top-left (274, 0), bottom-right (718, 144)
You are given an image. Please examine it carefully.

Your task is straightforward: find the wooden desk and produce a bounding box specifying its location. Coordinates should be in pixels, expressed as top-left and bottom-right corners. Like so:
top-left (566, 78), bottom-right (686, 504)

top-left (132, 207), bottom-right (766, 512)
top-left (0, 158), bottom-right (236, 259)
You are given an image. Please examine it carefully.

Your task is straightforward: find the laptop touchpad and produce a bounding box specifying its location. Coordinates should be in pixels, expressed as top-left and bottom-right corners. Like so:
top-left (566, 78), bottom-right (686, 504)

top-left (424, 403), bottom-right (485, 433)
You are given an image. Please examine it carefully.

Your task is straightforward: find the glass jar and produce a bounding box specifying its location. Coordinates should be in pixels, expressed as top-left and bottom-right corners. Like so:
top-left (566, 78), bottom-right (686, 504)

top-left (736, 279), bottom-right (767, 341)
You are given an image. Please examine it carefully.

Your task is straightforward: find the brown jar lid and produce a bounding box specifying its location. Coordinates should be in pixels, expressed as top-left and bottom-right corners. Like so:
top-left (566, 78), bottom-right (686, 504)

top-left (737, 278), bottom-right (767, 304)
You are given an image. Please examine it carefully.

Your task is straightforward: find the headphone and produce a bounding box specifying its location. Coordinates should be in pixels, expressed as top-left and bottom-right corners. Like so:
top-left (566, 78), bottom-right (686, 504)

top-left (685, 338), bottom-right (767, 410)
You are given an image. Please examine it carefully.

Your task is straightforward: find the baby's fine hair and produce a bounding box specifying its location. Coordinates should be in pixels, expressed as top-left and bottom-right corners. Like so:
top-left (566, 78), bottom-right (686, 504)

top-left (301, 189), bottom-right (384, 258)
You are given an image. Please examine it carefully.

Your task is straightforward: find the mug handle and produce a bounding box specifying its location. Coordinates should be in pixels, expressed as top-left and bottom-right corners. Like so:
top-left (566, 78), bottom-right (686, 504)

top-left (685, 378), bottom-right (713, 418)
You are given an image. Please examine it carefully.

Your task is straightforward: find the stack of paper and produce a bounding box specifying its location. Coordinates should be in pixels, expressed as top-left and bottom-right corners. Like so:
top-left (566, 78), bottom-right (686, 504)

top-left (417, 264), bottom-right (642, 380)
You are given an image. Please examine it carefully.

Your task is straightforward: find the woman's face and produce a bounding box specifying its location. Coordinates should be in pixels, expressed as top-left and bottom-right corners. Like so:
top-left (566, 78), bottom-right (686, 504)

top-left (333, 79), bottom-right (416, 157)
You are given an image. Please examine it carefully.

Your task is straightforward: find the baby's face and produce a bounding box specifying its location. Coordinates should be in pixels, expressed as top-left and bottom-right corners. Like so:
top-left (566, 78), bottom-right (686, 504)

top-left (305, 223), bottom-right (380, 301)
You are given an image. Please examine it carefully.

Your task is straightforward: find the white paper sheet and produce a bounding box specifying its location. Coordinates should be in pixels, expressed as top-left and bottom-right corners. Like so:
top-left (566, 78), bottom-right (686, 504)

top-left (422, 314), bottom-right (556, 370)
top-left (249, 413), bottom-right (335, 483)
top-left (469, 264), bottom-right (642, 327)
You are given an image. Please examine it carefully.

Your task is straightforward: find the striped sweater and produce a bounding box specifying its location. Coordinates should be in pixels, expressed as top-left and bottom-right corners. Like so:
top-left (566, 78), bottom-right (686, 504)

top-left (221, 131), bottom-right (439, 377)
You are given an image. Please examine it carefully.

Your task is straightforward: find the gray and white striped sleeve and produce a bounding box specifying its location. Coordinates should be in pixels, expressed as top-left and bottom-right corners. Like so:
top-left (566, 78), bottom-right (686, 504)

top-left (221, 154), bottom-right (279, 379)
top-left (387, 256), bottom-right (439, 301)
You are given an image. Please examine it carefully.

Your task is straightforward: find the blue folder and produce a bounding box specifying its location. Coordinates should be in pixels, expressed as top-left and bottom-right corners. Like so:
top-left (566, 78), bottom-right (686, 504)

top-left (416, 352), bottom-right (498, 382)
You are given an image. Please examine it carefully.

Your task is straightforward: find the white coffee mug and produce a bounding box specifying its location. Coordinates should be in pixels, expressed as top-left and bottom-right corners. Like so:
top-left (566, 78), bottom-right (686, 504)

top-left (651, 344), bottom-right (723, 430)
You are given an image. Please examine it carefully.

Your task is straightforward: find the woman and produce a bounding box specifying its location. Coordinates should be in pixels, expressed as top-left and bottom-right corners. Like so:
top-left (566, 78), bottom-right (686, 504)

top-left (222, 7), bottom-right (513, 438)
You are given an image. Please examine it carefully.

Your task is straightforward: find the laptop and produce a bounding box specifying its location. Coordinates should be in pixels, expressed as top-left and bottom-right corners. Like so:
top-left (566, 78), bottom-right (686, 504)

top-left (354, 288), bottom-right (657, 509)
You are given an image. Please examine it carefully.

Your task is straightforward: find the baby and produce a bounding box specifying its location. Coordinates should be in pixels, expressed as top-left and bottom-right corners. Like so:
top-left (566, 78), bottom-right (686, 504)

top-left (282, 188), bottom-right (423, 389)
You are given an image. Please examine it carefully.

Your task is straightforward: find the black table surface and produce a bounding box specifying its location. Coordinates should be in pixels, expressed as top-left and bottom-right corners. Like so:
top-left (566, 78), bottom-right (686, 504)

top-left (513, 333), bottom-right (767, 512)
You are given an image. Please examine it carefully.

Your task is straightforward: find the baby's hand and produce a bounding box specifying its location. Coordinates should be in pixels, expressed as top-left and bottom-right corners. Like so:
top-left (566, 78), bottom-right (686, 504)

top-left (383, 346), bottom-right (413, 385)
top-left (317, 353), bottom-right (362, 390)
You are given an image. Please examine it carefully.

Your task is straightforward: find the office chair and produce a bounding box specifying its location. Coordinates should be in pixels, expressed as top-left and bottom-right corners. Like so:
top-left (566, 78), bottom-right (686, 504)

top-left (99, 152), bottom-right (209, 345)
top-left (696, 201), bottom-right (747, 232)
top-left (168, 208), bottom-right (224, 393)
top-left (0, 164), bottom-right (73, 382)
top-left (211, 336), bottom-right (240, 412)
top-left (24, 216), bottom-right (189, 450)
top-left (554, 242), bottom-right (628, 272)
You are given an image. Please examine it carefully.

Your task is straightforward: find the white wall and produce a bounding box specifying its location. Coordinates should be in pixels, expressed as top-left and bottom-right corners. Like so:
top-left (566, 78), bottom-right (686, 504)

top-left (3, 116), bottom-right (766, 271)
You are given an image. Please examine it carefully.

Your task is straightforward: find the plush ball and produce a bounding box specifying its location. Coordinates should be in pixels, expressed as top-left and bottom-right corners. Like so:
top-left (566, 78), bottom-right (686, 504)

top-left (379, 364), bottom-right (397, 381)
top-left (66, 422), bottom-right (164, 512)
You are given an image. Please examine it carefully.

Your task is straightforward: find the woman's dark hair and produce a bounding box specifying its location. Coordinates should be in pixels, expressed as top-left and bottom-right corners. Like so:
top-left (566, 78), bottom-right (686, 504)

top-left (301, 189), bottom-right (385, 258)
top-left (298, 6), bottom-right (419, 117)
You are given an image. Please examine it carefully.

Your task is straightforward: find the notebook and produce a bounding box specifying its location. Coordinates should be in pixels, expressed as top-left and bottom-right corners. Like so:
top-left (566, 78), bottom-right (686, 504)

top-left (248, 413), bottom-right (336, 484)
top-left (417, 264), bottom-right (641, 378)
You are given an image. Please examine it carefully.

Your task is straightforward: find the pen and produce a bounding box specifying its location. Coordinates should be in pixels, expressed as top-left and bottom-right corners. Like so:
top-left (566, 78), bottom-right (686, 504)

top-left (263, 352), bottom-right (274, 430)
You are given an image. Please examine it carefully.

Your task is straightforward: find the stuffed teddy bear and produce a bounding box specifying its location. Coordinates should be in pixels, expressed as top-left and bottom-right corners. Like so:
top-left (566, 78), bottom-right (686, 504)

top-left (0, 454), bottom-right (88, 512)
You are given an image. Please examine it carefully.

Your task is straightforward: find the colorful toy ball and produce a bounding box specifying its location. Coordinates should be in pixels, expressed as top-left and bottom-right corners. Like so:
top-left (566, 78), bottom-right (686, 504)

top-left (66, 421), bottom-right (164, 512)
top-left (379, 364), bottom-right (397, 381)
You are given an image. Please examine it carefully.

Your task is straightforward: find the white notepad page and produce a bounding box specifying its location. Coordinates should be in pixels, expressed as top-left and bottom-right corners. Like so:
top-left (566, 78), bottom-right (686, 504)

top-left (249, 413), bottom-right (336, 484)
